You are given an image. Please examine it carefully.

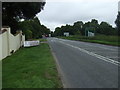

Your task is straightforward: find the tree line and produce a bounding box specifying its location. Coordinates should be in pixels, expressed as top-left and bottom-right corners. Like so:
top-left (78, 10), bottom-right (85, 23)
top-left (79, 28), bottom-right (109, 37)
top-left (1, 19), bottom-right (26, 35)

top-left (2, 2), bottom-right (120, 38)
top-left (19, 17), bottom-right (50, 40)
top-left (53, 19), bottom-right (118, 37)
top-left (2, 2), bottom-right (51, 40)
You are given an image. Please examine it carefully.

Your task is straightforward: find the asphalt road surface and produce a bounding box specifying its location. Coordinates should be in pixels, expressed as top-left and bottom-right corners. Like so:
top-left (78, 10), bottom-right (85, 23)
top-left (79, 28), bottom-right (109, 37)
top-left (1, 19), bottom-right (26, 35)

top-left (47, 37), bottom-right (119, 88)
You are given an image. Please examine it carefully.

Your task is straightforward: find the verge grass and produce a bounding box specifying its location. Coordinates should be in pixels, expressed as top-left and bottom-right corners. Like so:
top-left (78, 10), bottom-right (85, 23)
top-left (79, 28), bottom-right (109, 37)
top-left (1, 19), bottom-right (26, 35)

top-left (32, 38), bottom-right (47, 42)
top-left (2, 43), bottom-right (62, 88)
top-left (58, 35), bottom-right (120, 46)
top-left (39, 38), bottom-right (47, 42)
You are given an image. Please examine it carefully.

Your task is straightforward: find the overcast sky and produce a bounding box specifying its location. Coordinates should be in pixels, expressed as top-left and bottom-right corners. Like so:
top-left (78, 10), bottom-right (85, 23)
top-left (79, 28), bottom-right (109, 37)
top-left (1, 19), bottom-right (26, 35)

top-left (37, 0), bottom-right (119, 31)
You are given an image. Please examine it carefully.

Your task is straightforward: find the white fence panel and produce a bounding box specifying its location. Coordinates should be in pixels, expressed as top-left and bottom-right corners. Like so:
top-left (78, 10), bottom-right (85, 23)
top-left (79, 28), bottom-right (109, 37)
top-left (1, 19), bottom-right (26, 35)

top-left (0, 27), bottom-right (25, 60)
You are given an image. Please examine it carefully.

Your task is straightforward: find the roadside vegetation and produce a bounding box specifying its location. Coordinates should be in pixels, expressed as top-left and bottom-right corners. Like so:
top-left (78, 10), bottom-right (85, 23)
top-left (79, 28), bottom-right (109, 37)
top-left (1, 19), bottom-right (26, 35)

top-left (53, 18), bottom-right (119, 46)
top-left (2, 3), bottom-right (63, 88)
top-left (58, 35), bottom-right (120, 46)
top-left (2, 2), bottom-right (53, 40)
top-left (2, 43), bottom-right (63, 88)
top-left (2, 2), bottom-right (120, 88)
top-left (39, 38), bottom-right (47, 42)
top-left (19, 18), bottom-right (51, 40)
top-left (53, 19), bottom-right (118, 37)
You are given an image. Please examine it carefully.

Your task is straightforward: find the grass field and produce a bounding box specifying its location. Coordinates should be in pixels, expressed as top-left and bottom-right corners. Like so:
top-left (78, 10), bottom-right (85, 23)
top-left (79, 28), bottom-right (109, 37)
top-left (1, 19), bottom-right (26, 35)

top-left (2, 43), bottom-right (62, 88)
top-left (58, 35), bottom-right (120, 46)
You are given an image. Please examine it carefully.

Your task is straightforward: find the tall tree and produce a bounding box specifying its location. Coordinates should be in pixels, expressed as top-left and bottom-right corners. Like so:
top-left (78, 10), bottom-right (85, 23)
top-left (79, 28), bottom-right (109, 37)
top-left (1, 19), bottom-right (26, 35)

top-left (54, 19), bottom-right (117, 36)
top-left (90, 19), bottom-right (99, 34)
top-left (73, 21), bottom-right (83, 35)
top-left (2, 2), bottom-right (46, 34)
top-left (54, 27), bottom-right (62, 36)
top-left (98, 22), bottom-right (115, 35)
top-left (82, 22), bottom-right (90, 35)
top-left (19, 17), bottom-right (50, 40)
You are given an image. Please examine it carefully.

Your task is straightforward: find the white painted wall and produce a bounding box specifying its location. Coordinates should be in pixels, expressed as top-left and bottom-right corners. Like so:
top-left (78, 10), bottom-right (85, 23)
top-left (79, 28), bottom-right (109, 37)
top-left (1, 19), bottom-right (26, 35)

top-left (0, 27), bottom-right (25, 60)
top-left (0, 35), bottom-right (2, 60)
top-left (2, 31), bottom-right (9, 59)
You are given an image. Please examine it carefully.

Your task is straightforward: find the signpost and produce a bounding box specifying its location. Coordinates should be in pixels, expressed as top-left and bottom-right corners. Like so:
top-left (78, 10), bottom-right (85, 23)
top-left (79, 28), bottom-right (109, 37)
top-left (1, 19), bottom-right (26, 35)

top-left (64, 32), bottom-right (69, 37)
top-left (85, 27), bottom-right (95, 37)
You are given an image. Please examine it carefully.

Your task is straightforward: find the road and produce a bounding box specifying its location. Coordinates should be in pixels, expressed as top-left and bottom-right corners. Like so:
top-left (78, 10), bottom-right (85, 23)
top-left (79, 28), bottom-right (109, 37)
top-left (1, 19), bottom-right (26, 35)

top-left (47, 37), bottom-right (119, 88)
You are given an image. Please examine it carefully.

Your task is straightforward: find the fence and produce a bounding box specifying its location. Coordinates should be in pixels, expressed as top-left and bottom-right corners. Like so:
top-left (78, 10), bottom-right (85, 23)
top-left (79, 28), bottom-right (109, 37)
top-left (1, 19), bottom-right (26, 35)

top-left (0, 27), bottom-right (25, 60)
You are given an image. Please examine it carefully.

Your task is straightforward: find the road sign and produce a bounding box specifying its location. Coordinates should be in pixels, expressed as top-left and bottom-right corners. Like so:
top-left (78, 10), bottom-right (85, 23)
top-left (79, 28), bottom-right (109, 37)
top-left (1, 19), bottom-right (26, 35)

top-left (85, 27), bottom-right (95, 37)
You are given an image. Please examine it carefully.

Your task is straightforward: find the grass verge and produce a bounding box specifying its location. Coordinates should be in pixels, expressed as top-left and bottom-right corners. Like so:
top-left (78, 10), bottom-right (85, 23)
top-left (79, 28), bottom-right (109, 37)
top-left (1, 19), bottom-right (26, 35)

top-left (32, 38), bottom-right (47, 42)
top-left (39, 38), bottom-right (47, 42)
top-left (2, 43), bottom-right (63, 88)
top-left (58, 35), bottom-right (120, 47)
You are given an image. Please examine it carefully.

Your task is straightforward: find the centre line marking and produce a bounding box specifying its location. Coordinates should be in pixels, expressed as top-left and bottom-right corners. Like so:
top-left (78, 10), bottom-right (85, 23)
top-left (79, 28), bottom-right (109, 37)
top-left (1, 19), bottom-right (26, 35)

top-left (59, 41), bottom-right (120, 66)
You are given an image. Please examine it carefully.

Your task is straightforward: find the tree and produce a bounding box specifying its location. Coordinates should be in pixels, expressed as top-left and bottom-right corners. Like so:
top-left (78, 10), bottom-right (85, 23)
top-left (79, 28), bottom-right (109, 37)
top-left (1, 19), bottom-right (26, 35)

top-left (19, 20), bottom-right (34, 39)
top-left (73, 21), bottom-right (83, 35)
top-left (82, 22), bottom-right (90, 35)
top-left (19, 17), bottom-right (50, 40)
top-left (54, 22), bottom-right (84, 36)
top-left (74, 21), bottom-right (83, 29)
top-left (98, 22), bottom-right (115, 35)
top-left (25, 30), bottom-right (33, 39)
top-left (2, 2), bottom-right (46, 34)
top-left (54, 19), bottom-right (117, 36)
top-left (54, 27), bottom-right (62, 36)
top-left (89, 19), bottom-right (99, 35)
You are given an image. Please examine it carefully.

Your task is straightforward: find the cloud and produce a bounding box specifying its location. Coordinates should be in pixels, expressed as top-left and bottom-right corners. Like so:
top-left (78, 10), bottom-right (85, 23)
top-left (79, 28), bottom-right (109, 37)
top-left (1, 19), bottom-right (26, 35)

top-left (37, 0), bottom-right (119, 31)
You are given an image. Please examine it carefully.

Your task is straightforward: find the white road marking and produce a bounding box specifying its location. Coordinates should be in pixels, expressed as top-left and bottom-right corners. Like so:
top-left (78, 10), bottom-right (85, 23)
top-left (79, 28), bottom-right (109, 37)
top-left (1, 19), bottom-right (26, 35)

top-left (106, 56), bottom-right (119, 58)
top-left (51, 40), bottom-right (56, 42)
top-left (59, 39), bottom-right (118, 51)
top-left (59, 41), bottom-right (120, 66)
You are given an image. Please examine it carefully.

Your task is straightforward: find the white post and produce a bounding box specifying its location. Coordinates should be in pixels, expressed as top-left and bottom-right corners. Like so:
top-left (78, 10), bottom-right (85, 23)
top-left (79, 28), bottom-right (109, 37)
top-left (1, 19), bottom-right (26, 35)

top-left (0, 35), bottom-right (2, 60)
top-left (7, 28), bottom-right (11, 56)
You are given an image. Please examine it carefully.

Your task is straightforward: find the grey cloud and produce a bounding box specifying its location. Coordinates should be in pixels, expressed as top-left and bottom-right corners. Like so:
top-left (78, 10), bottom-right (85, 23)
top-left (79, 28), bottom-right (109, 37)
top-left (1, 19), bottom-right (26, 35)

top-left (37, 0), bottom-right (119, 31)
